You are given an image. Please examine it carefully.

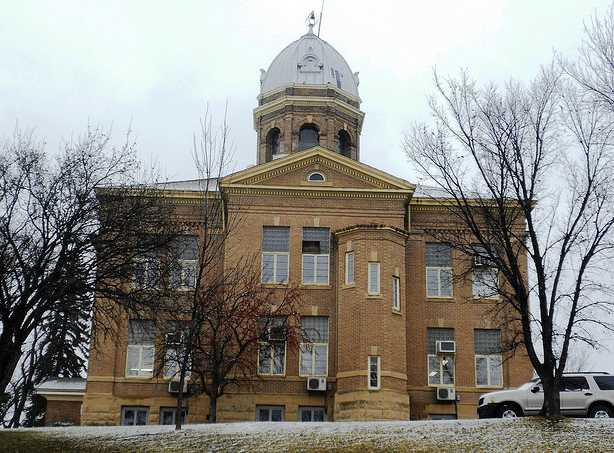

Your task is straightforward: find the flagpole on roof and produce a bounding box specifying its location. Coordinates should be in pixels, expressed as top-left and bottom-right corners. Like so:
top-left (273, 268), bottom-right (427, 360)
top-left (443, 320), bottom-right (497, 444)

top-left (318, 0), bottom-right (324, 36)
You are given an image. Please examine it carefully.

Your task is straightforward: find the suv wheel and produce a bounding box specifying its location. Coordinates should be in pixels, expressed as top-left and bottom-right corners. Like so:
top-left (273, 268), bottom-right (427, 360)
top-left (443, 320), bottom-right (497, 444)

top-left (498, 404), bottom-right (521, 418)
top-left (588, 405), bottom-right (613, 419)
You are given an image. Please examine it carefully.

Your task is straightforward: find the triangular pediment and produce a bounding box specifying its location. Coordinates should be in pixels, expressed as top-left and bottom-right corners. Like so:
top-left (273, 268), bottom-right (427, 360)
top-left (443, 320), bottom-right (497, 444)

top-left (221, 147), bottom-right (414, 198)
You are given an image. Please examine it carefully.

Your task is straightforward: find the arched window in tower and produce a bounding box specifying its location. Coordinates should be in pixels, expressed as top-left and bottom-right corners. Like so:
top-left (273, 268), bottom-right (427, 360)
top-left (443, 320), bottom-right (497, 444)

top-left (299, 124), bottom-right (319, 151)
top-left (337, 130), bottom-right (351, 157)
top-left (265, 128), bottom-right (281, 162)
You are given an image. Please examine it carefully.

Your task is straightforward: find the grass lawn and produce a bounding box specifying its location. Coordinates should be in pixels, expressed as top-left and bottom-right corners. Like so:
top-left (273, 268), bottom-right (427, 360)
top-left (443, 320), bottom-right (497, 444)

top-left (1, 417), bottom-right (613, 453)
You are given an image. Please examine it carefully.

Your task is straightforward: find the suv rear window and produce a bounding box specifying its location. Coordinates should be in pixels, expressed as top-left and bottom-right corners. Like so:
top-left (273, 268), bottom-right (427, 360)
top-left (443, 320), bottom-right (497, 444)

top-left (594, 376), bottom-right (614, 390)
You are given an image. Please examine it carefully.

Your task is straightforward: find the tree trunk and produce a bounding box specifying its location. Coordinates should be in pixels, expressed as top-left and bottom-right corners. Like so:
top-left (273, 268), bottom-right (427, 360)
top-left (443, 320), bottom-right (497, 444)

top-left (209, 396), bottom-right (217, 423)
top-left (538, 372), bottom-right (562, 419)
top-left (174, 375), bottom-right (187, 430)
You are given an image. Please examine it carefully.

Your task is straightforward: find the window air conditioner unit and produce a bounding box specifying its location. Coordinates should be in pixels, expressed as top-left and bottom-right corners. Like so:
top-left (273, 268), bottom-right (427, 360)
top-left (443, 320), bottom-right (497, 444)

top-left (473, 254), bottom-right (490, 267)
top-left (307, 377), bottom-right (327, 391)
top-left (267, 326), bottom-right (285, 342)
top-left (437, 387), bottom-right (456, 401)
top-left (165, 332), bottom-right (183, 345)
top-left (168, 380), bottom-right (188, 394)
top-left (436, 340), bottom-right (456, 354)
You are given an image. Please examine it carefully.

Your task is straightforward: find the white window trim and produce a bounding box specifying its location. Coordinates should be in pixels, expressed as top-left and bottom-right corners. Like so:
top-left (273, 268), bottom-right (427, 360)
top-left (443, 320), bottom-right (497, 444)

top-left (256, 405), bottom-right (285, 422)
top-left (261, 252), bottom-right (289, 284)
top-left (258, 342), bottom-right (287, 376)
top-left (302, 254), bottom-right (329, 285)
top-left (160, 407), bottom-right (187, 426)
top-left (299, 406), bottom-right (327, 422)
top-left (345, 251), bottom-right (355, 285)
top-left (368, 356), bottom-right (381, 390)
top-left (475, 354), bottom-right (503, 387)
top-left (126, 345), bottom-right (154, 378)
top-left (299, 343), bottom-right (329, 376)
top-left (473, 268), bottom-right (499, 300)
top-left (426, 267), bottom-right (453, 298)
top-left (171, 259), bottom-right (197, 290)
top-left (427, 354), bottom-right (455, 386)
top-left (307, 171), bottom-right (326, 182)
top-left (133, 258), bottom-right (160, 289)
top-left (392, 276), bottom-right (401, 310)
top-left (164, 347), bottom-right (191, 380)
top-left (121, 406), bottom-right (149, 426)
top-left (368, 262), bottom-right (380, 295)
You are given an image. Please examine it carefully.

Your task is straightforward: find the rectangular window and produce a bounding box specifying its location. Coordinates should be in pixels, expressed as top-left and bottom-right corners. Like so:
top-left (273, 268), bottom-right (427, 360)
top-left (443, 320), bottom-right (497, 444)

top-left (262, 226), bottom-right (290, 284)
top-left (256, 405), bottom-right (284, 422)
top-left (121, 406), bottom-right (149, 426)
top-left (427, 328), bottom-right (455, 386)
top-left (133, 237), bottom-right (161, 289)
top-left (368, 356), bottom-right (381, 389)
top-left (299, 406), bottom-right (326, 422)
top-left (300, 316), bottom-right (329, 376)
top-left (302, 228), bottom-right (330, 285)
top-left (472, 245), bottom-right (498, 299)
top-left (164, 347), bottom-right (190, 380)
top-left (474, 329), bottom-right (502, 387)
top-left (171, 236), bottom-right (198, 290)
top-left (392, 276), bottom-right (401, 310)
top-left (160, 407), bottom-right (187, 425)
top-left (426, 243), bottom-right (452, 297)
top-left (368, 262), bottom-right (380, 295)
top-left (258, 343), bottom-right (286, 375)
top-left (258, 316), bottom-right (287, 376)
top-left (126, 320), bottom-right (155, 378)
top-left (345, 252), bottom-right (355, 285)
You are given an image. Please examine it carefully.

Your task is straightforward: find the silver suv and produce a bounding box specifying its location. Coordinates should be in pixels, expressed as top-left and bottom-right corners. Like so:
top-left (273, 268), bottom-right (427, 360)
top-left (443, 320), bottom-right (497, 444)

top-left (478, 372), bottom-right (614, 418)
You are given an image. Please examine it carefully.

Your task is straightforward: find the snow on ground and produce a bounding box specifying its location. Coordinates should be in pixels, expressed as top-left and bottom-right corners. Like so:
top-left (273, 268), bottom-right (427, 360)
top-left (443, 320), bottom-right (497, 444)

top-left (3, 418), bottom-right (614, 452)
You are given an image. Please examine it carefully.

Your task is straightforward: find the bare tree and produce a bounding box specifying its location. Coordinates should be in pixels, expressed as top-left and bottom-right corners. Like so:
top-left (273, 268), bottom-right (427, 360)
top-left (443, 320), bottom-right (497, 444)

top-left (0, 126), bottom-right (180, 425)
top-left (403, 60), bottom-right (614, 418)
top-left (144, 112), bottom-right (303, 428)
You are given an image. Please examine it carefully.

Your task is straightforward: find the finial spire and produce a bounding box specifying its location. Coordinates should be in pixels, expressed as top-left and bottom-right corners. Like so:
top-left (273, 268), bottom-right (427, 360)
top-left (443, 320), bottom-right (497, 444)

top-left (306, 11), bottom-right (317, 34)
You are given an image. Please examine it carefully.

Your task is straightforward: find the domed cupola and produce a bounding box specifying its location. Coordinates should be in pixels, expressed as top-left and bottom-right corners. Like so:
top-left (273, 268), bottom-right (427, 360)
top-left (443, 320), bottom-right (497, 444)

top-left (254, 13), bottom-right (365, 165)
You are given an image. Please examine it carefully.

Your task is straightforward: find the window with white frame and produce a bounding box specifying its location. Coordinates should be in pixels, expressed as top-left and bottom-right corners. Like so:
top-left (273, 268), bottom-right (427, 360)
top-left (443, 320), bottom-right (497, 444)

top-left (426, 243), bottom-right (452, 297)
top-left (302, 228), bottom-right (330, 285)
top-left (171, 236), bottom-right (198, 290)
top-left (392, 276), bottom-right (401, 310)
top-left (164, 347), bottom-right (190, 380)
top-left (126, 320), bottom-right (155, 378)
top-left (427, 328), bottom-right (455, 386)
top-left (472, 245), bottom-right (499, 299)
top-left (368, 262), bottom-right (380, 295)
top-left (258, 316), bottom-right (287, 375)
top-left (368, 356), bottom-right (381, 389)
top-left (133, 237), bottom-right (161, 289)
top-left (256, 405), bottom-right (285, 421)
top-left (160, 407), bottom-right (187, 425)
top-left (262, 226), bottom-right (290, 284)
top-left (300, 316), bottom-right (329, 376)
top-left (122, 406), bottom-right (149, 426)
top-left (308, 171), bottom-right (326, 182)
top-left (345, 251), bottom-right (355, 285)
top-left (299, 406), bottom-right (326, 422)
top-left (474, 329), bottom-right (503, 387)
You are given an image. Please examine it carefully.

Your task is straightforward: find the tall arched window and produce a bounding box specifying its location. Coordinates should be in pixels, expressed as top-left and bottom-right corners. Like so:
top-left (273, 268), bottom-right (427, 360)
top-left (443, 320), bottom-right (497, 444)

top-left (299, 124), bottom-right (319, 151)
top-left (266, 128), bottom-right (281, 162)
top-left (337, 130), bottom-right (351, 157)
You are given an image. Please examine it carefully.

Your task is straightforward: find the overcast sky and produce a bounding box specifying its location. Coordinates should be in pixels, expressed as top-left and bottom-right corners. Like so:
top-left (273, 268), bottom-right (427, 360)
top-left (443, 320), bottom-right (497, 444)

top-left (2, 0), bottom-right (613, 372)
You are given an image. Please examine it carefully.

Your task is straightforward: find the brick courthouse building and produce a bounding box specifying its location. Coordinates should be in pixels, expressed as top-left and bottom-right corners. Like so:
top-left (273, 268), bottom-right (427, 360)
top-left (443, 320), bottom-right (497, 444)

top-left (79, 21), bottom-right (532, 425)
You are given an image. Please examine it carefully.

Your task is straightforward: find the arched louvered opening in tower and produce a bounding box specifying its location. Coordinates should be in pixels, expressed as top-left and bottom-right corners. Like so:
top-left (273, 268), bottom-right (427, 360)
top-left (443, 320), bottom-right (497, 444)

top-left (337, 130), bottom-right (352, 158)
top-left (298, 124), bottom-right (319, 151)
top-left (265, 127), bottom-right (281, 162)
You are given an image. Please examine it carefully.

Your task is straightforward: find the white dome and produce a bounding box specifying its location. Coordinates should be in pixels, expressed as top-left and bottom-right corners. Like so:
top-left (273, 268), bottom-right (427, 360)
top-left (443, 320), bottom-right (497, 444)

top-left (260, 25), bottom-right (359, 97)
